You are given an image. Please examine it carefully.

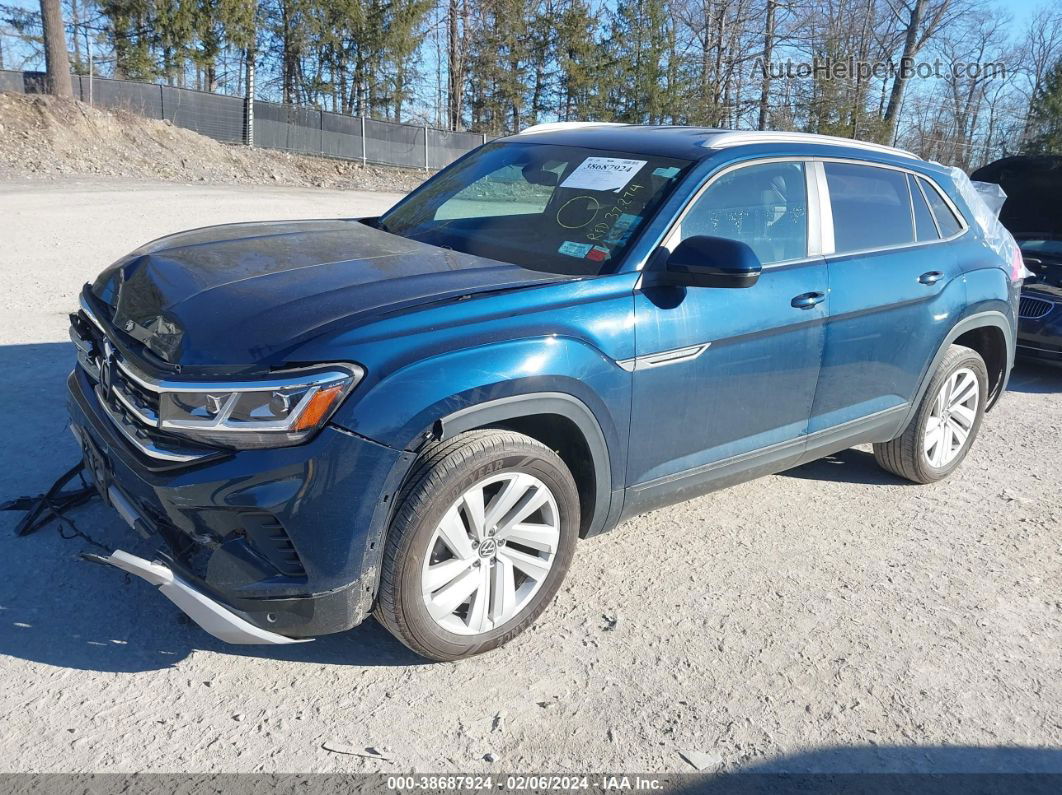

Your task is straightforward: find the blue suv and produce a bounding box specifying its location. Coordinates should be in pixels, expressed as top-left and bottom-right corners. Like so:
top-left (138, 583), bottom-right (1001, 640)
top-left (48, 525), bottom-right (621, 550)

top-left (69, 125), bottom-right (1020, 660)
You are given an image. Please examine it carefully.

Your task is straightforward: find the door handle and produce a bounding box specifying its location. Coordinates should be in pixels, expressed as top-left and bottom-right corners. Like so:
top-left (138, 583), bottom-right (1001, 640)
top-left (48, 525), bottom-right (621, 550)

top-left (791, 291), bottom-right (825, 309)
top-left (919, 271), bottom-right (943, 285)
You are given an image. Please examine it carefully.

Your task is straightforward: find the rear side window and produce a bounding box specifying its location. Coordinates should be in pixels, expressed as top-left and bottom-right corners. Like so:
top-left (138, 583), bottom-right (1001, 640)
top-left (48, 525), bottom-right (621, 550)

top-left (908, 174), bottom-right (939, 241)
top-left (824, 162), bottom-right (914, 253)
top-left (918, 176), bottom-right (963, 238)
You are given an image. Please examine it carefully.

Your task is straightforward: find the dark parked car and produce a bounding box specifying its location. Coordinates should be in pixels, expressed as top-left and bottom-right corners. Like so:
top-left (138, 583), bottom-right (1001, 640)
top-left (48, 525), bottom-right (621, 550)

top-left (70, 125), bottom-right (1020, 660)
top-left (971, 155), bottom-right (1062, 366)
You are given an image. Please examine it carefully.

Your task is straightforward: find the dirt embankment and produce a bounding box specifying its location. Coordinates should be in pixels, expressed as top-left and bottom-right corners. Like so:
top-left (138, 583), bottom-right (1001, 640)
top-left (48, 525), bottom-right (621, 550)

top-left (0, 92), bottom-right (429, 192)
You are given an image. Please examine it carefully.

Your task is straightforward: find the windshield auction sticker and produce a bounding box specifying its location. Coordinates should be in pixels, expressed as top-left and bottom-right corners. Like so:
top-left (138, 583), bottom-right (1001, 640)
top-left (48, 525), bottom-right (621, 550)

top-left (560, 157), bottom-right (648, 192)
top-left (558, 240), bottom-right (593, 258)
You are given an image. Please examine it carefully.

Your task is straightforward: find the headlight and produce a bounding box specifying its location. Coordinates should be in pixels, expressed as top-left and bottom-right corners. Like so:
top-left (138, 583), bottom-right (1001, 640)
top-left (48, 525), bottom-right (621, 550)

top-left (155, 365), bottom-right (362, 449)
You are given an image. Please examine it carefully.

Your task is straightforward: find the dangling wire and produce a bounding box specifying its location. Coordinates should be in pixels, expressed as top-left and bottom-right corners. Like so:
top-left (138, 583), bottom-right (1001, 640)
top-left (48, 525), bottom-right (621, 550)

top-left (3, 461), bottom-right (113, 553)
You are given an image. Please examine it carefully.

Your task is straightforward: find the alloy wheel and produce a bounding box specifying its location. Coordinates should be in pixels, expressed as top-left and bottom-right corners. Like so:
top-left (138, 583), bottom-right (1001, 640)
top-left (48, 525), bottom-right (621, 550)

top-left (923, 367), bottom-right (979, 468)
top-left (420, 472), bottom-right (560, 635)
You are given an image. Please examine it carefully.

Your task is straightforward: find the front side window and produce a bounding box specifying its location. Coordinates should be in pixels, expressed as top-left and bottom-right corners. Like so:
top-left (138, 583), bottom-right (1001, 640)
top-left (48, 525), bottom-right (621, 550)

top-left (678, 161), bottom-right (808, 265)
top-left (378, 142), bottom-right (692, 275)
top-left (825, 162), bottom-right (914, 253)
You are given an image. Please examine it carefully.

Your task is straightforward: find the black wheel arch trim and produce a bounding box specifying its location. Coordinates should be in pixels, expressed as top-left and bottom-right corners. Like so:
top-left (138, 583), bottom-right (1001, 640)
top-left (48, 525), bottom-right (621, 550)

top-left (437, 392), bottom-right (614, 537)
top-left (900, 309), bottom-right (1014, 431)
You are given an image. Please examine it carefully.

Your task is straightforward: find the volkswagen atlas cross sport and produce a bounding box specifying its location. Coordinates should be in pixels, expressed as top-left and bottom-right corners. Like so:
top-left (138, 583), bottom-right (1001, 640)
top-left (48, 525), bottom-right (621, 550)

top-left (69, 124), bottom-right (1020, 660)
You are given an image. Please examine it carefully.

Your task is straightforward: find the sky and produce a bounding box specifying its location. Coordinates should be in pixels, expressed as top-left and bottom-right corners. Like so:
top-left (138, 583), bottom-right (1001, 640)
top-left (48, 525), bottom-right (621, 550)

top-left (1005, 0), bottom-right (1049, 27)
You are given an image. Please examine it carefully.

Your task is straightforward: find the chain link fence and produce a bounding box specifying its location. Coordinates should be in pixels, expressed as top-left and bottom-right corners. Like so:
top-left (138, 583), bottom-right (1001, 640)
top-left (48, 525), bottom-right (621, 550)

top-left (0, 70), bottom-right (486, 170)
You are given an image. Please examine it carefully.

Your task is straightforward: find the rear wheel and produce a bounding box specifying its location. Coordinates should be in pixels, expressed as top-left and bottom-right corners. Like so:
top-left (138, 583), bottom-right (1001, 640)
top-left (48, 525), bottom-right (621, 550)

top-left (873, 344), bottom-right (988, 484)
top-left (374, 430), bottom-right (579, 661)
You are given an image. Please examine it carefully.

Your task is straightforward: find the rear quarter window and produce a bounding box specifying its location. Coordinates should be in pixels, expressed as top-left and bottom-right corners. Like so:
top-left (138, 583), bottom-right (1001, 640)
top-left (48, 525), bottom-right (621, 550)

top-left (918, 176), bottom-right (964, 238)
top-left (908, 174), bottom-right (940, 241)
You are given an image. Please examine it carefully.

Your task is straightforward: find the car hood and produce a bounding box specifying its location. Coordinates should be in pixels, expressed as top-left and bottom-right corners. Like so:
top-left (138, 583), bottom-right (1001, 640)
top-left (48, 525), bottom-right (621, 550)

top-left (1023, 282), bottom-right (1062, 303)
top-left (90, 218), bottom-right (573, 370)
top-left (970, 156), bottom-right (1062, 239)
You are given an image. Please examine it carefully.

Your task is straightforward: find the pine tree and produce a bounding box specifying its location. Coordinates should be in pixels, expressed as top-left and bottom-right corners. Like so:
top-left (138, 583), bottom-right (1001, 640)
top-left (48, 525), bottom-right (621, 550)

top-left (99, 0), bottom-right (155, 79)
top-left (554, 0), bottom-right (601, 120)
top-left (465, 0), bottom-right (533, 133)
top-left (605, 0), bottom-right (670, 123)
top-left (154, 0), bottom-right (196, 85)
top-left (1025, 60), bottom-right (1062, 155)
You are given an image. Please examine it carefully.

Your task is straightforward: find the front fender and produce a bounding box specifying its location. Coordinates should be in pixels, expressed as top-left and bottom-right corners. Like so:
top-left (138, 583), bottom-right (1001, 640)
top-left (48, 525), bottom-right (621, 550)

top-left (436, 390), bottom-right (616, 536)
top-left (331, 335), bottom-right (630, 525)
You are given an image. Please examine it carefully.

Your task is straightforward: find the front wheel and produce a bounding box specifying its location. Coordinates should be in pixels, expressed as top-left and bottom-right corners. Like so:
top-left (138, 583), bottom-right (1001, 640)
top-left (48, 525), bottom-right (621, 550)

top-left (374, 430), bottom-right (579, 661)
top-left (873, 344), bottom-right (988, 484)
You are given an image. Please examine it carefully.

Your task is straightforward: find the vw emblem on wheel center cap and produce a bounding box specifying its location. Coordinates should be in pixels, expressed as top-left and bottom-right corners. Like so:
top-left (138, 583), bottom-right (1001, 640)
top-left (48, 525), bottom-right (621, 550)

top-left (477, 538), bottom-right (498, 558)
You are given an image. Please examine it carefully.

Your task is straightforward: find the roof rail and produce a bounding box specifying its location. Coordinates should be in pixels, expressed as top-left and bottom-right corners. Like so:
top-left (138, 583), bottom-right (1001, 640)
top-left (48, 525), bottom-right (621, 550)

top-left (704, 130), bottom-right (920, 160)
top-left (517, 121), bottom-right (627, 135)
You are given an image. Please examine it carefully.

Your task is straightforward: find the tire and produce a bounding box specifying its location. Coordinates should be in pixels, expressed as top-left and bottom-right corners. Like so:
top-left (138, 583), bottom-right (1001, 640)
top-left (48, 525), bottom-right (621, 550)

top-left (374, 429), bottom-right (580, 661)
top-left (873, 344), bottom-right (988, 484)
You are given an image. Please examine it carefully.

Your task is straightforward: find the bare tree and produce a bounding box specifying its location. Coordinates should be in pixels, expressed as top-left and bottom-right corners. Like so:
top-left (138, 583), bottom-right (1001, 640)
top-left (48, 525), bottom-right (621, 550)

top-left (39, 0), bottom-right (73, 96)
top-left (447, 0), bottom-right (469, 129)
top-left (757, 0), bottom-right (776, 129)
top-left (1017, 5), bottom-right (1062, 147)
top-left (881, 0), bottom-right (954, 142)
top-left (936, 9), bottom-right (1010, 168)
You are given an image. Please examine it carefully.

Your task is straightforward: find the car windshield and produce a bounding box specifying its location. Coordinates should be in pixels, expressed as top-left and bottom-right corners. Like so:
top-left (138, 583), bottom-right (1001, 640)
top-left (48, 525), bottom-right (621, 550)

top-left (377, 142), bottom-right (693, 275)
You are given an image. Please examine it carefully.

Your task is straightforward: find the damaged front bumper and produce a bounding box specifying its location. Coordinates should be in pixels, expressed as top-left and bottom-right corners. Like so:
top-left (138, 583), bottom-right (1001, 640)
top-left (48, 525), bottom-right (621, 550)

top-left (67, 365), bottom-right (412, 643)
top-left (84, 549), bottom-right (309, 644)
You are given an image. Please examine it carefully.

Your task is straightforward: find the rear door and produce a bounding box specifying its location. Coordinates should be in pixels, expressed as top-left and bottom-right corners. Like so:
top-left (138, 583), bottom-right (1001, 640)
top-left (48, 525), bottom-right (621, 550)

top-left (809, 161), bottom-right (969, 433)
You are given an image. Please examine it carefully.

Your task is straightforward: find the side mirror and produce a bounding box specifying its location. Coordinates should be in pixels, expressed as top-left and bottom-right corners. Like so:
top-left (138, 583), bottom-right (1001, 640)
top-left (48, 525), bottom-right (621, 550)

top-left (659, 235), bottom-right (762, 288)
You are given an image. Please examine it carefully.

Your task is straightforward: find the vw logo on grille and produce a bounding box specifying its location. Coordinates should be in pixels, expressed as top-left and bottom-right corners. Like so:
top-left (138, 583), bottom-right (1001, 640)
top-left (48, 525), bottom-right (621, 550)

top-left (478, 538), bottom-right (498, 558)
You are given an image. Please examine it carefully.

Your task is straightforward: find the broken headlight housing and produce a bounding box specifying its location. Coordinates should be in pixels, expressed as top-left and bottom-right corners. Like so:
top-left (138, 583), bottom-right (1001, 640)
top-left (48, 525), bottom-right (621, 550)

top-left (156, 365), bottom-right (362, 449)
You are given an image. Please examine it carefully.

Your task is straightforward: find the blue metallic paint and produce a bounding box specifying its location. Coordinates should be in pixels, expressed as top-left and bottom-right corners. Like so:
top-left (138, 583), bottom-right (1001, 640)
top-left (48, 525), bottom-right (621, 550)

top-left (627, 260), bottom-right (828, 486)
top-left (296, 274), bottom-right (638, 472)
top-left (810, 241), bottom-right (967, 432)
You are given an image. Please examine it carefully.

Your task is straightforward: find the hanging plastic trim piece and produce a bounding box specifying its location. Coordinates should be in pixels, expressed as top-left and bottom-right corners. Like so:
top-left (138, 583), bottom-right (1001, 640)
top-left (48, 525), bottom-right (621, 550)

top-left (82, 550), bottom-right (312, 645)
top-left (947, 166), bottom-right (1028, 279)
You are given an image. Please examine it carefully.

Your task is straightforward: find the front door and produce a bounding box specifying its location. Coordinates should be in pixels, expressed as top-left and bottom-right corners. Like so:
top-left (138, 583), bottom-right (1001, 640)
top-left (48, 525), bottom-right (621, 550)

top-left (625, 160), bottom-right (827, 510)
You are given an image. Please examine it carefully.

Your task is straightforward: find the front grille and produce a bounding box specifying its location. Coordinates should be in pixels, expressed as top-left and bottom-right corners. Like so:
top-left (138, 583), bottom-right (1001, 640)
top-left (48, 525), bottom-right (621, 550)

top-left (111, 364), bottom-right (160, 425)
top-left (72, 299), bottom-right (212, 464)
top-left (1019, 295), bottom-right (1054, 320)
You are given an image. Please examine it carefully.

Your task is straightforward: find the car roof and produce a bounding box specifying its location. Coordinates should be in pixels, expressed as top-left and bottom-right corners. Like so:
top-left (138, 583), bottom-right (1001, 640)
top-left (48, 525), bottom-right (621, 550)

top-left (499, 122), bottom-right (921, 164)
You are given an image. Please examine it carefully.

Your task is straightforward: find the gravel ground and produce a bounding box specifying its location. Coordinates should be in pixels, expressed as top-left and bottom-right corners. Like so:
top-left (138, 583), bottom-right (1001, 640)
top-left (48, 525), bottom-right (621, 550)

top-left (0, 179), bottom-right (1059, 777)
